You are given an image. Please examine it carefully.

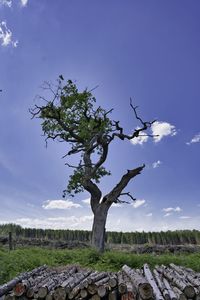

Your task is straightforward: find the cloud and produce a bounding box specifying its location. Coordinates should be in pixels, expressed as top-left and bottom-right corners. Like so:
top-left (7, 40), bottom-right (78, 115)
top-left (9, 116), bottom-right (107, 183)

top-left (130, 121), bottom-right (177, 146)
top-left (162, 206), bottom-right (182, 212)
top-left (0, 0), bottom-right (28, 7)
top-left (0, 0), bottom-right (12, 7)
top-left (14, 215), bottom-right (93, 229)
top-left (151, 121), bottom-right (177, 142)
top-left (20, 0), bottom-right (28, 7)
top-left (179, 216), bottom-right (191, 219)
top-left (164, 213), bottom-right (172, 217)
top-left (145, 213), bottom-right (152, 217)
top-left (130, 131), bottom-right (148, 145)
top-left (112, 203), bottom-right (122, 208)
top-left (186, 133), bottom-right (200, 145)
top-left (0, 21), bottom-right (18, 47)
top-left (82, 198), bottom-right (90, 205)
top-left (131, 199), bottom-right (146, 208)
top-left (152, 160), bottom-right (162, 168)
top-left (42, 199), bottom-right (82, 210)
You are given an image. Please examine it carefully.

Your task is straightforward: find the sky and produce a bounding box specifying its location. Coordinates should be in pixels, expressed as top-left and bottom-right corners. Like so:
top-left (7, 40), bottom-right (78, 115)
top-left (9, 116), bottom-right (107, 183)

top-left (0, 0), bottom-right (200, 232)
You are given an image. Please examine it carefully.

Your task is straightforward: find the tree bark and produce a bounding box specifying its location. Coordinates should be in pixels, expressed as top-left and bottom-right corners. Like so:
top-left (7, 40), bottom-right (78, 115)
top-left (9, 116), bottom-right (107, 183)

top-left (91, 204), bottom-right (109, 252)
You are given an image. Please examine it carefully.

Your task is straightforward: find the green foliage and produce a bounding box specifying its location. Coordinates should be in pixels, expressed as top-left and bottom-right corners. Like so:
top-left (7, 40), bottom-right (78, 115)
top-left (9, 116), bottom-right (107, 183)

top-left (1, 247), bottom-right (200, 284)
top-left (33, 78), bottom-right (114, 196)
top-left (40, 80), bottom-right (112, 143)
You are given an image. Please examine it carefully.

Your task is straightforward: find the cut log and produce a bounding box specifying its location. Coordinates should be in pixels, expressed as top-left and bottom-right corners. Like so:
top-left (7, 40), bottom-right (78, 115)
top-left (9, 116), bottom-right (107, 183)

top-left (122, 265), bottom-right (153, 300)
top-left (68, 277), bottom-right (90, 300)
top-left (38, 286), bottom-right (48, 299)
top-left (74, 291), bottom-right (82, 299)
top-left (87, 284), bottom-right (97, 295)
top-left (4, 294), bottom-right (16, 300)
top-left (45, 293), bottom-right (53, 300)
top-left (38, 277), bottom-right (60, 298)
top-left (89, 272), bottom-right (108, 283)
top-left (143, 264), bottom-right (164, 300)
top-left (13, 280), bottom-right (30, 297)
top-left (88, 272), bottom-right (109, 295)
top-left (53, 287), bottom-right (66, 300)
top-left (172, 286), bottom-right (187, 300)
top-left (186, 273), bottom-right (200, 287)
top-left (108, 274), bottom-right (118, 288)
top-left (153, 269), bottom-right (170, 300)
top-left (79, 272), bottom-right (98, 289)
top-left (2, 263), bottom-right (200, 300)
top-left (162, 278), bottom-right (177, 300)
top-left (61, 276), bottom-right (74, 289)
top-left (108, 289), bottom-right (118, 300)
top-left (94, 276), bottom-right (110, 287)
top-left (169, 264), bottom-right (185, 277)
top-left (80, 288), bottom-right (88, 298)
top-left (121, 281), bottom-right (136, 300)
top-left (97, 284), bottom-right (109, 298)
top-left (67, 270), bottom-right (91, 292)
top-left (90, 294), bottom-right (101, 300)
top-left (160, 266), bottom-right (196, 298)
top-left (117, 272), bottom-right (127, 294)
top-left (26, 287), bottom-right (35, 298)
top-left (0, 266), bottom-right (47, 297)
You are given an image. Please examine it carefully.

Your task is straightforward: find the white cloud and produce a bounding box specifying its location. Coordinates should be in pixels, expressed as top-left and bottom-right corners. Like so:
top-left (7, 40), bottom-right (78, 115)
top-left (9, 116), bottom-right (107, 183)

top-left (82, 198), bottom-right (90, 205)
top-left (130, 133), bottom-right (148, 145)
top-left (131, 199), bottom-right (146, 208)
top-left (130, 121), bottom-right (177, 146)
top-left (162, 206), bottom-right (182, 212)
top-left (112, 203), bottom-right (122, 208)
top-left (20, 0), bottom-right (28, 7)
top-left (179, 216), bottom-right (191, 219)
top-left (152, 160), bottom-right (162, 168)
top-left (14, 215), bottom-right (93, 230)
top-left (0, 21), bottom-right (18, 47)
top-left (145, 213), bottom-right (152, 217)
top-left (0, 0), bottom-right (12, 7)
top-left (164, 213), bottom-right (172, 217)
top-left (151, 121), bottom-right (177, 143)
top-left (0, 0), bottom-right (28, 7)
top-left (186, 133), bottom-right (200, 145)
top-left (42, 199), bottom-right (82, 210)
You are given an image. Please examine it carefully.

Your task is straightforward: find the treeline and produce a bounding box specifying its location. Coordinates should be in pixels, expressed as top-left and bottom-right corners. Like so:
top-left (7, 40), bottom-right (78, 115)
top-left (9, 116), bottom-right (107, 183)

top-left (0, 223), bottom-right (200, 245)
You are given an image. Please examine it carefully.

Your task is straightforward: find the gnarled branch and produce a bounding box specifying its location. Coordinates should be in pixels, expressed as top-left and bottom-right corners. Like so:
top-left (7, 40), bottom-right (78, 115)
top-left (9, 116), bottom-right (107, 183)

top-left (104, 164), bottom-right (145, 205)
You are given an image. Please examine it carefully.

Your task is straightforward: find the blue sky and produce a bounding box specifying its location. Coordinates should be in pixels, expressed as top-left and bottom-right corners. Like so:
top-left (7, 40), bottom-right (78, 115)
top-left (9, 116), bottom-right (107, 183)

top-left (0, 0), bottom-right (200, 232)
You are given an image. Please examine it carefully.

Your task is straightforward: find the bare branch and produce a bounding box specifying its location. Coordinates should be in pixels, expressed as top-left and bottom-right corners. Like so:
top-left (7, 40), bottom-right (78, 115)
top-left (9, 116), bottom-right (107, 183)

top-left (114, 192), bottom-right (137, 205)
top-left (65, 163), bottom-right (79, 169)
top-left (115, 198), bottom-right (129, 204)
top-left (120, 192), bottom-right (136, 202)
top-left (104, 164), bottom-right (145, 205)
top-left (88, 85), bottom-right (99, 93)
top-left (110, 99), bottom-right (157, 142)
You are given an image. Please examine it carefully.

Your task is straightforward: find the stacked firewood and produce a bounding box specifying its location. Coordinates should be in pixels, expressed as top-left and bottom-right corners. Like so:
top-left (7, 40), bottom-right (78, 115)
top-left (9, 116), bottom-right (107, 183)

top-left (0, 263), bottom-right (199, 300)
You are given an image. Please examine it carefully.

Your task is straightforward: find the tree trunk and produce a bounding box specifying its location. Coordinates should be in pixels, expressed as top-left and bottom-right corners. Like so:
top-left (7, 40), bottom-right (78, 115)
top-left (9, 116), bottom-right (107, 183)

top-left (91, 204), bottom-right (108, 252)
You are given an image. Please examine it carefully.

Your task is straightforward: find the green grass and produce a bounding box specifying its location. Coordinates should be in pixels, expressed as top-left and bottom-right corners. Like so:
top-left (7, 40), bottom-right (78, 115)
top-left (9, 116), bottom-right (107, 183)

top-left (0, 247), bottom-right (200, 284)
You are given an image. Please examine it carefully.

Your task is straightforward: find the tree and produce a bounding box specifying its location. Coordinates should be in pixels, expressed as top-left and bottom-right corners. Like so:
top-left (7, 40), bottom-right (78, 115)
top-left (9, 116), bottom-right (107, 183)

top-left (30, 76), bottom-right (155, 252)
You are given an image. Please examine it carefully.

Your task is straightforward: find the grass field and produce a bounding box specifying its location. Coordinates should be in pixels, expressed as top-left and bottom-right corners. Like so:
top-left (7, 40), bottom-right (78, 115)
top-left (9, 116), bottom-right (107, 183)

top-left (0, 247), bottom-right (200, 284)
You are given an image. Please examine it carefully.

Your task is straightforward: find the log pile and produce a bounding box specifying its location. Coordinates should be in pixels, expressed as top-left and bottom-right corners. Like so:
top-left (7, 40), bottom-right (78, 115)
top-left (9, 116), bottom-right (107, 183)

top-left (0, 263), bottom-right (199, 300)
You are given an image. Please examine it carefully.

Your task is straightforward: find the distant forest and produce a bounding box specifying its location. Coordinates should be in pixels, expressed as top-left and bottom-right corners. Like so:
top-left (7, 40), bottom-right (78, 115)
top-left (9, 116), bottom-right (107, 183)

top-left (0, 224), bottom-right (200, 245)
